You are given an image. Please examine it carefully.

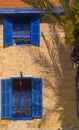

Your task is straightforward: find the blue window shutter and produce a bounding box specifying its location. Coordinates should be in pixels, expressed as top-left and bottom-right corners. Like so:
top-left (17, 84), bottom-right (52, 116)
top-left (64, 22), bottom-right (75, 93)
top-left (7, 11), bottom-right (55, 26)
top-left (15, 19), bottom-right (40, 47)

top-left (32, 78), bottom-right (42, 118)
top-left (30, 17), bottom-right (40, 45)
top-left (1, 79), bottom-right (12, 119)
top-left (3, 17), bottom-right (13, 45)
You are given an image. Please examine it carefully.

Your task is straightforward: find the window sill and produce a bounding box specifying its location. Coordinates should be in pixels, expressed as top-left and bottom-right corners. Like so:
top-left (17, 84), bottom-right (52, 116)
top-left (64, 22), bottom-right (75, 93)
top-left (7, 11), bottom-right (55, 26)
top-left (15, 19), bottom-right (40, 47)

top-left (14, 41), bottom-right (30, 45)
top-left (13, 37), bottom-right (30, 45)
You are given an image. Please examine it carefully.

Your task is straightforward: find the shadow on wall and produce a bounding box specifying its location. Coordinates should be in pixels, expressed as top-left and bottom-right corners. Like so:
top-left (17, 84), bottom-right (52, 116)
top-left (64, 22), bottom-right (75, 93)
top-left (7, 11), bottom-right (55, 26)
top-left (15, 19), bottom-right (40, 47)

top-left (30, 23), bottom-right (79, 130)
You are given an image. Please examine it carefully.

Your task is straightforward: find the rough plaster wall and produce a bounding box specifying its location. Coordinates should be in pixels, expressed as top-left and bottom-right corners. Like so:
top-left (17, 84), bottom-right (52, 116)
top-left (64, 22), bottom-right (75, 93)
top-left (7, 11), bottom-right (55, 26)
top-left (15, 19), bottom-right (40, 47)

top-left (0, 17), bottom-right (78, 130)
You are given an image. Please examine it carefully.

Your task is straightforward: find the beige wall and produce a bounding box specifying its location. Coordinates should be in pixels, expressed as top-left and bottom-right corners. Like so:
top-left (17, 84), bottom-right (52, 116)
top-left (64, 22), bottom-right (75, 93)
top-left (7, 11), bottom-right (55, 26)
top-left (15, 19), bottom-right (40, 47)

top-left (0, 17), bottom-right (78, 130)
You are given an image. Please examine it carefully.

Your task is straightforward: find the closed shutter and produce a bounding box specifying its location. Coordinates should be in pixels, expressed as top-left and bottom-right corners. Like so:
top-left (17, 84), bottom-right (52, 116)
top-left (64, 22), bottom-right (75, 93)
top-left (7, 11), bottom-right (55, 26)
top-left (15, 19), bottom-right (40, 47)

top-left (24, 23), bottom-right (30, 38)
top-left (1, 79), bottom-right (12, 119)
top-left (3, 17), bottom-right (13, 45)
top-left (32, 78), bottom-right (42, 118)
top-left (13, 23), bottom-right (20, 37)
top-left (30, 17), bottom-right (40, 45)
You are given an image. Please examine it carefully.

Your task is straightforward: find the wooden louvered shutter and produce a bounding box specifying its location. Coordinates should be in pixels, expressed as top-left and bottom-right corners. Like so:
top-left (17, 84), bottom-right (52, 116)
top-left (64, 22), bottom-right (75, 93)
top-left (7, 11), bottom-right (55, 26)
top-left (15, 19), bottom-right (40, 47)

top-left (32, 78), bottom-right (42, 118)
top-left (30, 17), bottom-right (40, 45)
top-left (1, 79), bottom-right (12, 119)
top-left (3, 17), bottom-right (13, 45)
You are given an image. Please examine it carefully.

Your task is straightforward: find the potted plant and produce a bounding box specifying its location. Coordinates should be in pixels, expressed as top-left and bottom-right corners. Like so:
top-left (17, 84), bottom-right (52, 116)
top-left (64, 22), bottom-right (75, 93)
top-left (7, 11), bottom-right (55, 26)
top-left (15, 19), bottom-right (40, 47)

top-left (14, 37), bottom-right (30, 44)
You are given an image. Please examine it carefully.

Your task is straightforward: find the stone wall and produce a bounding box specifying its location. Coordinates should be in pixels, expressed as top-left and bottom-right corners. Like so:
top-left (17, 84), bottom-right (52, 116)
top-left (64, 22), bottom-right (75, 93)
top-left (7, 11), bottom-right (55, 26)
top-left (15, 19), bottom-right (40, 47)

top-left (0, 17), bottom-right (78, 130)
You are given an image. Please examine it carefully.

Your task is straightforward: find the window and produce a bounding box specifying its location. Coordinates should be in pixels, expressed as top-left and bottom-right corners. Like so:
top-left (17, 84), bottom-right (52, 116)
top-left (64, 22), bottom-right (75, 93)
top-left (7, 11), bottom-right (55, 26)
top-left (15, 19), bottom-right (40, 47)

top-left (1, 77), bottom-right (42, 120)
top-left (3, 16), bottom-right (40, 45)
top-left (13, 20), bottom-right (30, 45)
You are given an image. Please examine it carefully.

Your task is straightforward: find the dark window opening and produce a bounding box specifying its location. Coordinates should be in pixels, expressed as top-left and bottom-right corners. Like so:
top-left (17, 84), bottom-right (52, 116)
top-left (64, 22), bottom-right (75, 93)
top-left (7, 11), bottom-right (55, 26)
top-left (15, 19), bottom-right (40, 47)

top-left (12, 78), bottom-right (32, 90)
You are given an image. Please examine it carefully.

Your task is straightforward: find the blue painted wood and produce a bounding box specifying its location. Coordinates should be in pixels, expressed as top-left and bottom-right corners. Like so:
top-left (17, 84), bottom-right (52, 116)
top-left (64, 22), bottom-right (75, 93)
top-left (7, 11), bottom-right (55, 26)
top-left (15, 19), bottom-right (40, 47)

top-left (3, 17), bottom-right (13, 45)
top-left (30, 17), bottom-right (40, 45)
top-left (1, 79), bottom-right (12, 119)
top-left (1, 77), bottom-right (42, 120)
top-left (0, 7), bottom-right (63, 14)
top-left (56, 6), bottom-right (64, 13)
top-left (32, 78), bottom-right (42, 118)
top-left (0, 8), bottom-right (41, 14)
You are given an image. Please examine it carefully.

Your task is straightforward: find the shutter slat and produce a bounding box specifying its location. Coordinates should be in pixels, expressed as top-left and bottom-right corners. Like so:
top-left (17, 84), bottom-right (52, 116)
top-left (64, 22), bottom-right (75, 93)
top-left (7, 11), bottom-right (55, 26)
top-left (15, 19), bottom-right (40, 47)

top-left (3, 17), bottom-right (13, 45)
top-left (30, 17), bottom-right (40, 45)
top-left (1, 79), bottom-right (12, 119)
top-left (32, 78), bottom-right (42, 118)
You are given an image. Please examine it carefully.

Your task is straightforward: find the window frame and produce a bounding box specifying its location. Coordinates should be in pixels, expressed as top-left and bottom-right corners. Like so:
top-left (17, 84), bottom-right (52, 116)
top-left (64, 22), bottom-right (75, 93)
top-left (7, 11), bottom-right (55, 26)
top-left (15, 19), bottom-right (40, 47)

top-left (1, 77), bottom-right (42, 120)
top-left (3, 16), bottom-right (40, 45)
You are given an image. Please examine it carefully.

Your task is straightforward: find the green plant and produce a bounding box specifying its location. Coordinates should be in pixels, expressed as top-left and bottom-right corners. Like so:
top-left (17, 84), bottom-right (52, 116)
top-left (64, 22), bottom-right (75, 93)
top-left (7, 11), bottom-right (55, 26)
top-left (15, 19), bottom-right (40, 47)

top-left (14, 37), bottom-right (30, 42)
top-left (14, 38), bottom-right (26, 42)
top-left (22, 0), bottom-right (79, 65)
top-left (22, 109), bottom-right (30, 114)
top-left (22, 0), bottom-right (79, 46)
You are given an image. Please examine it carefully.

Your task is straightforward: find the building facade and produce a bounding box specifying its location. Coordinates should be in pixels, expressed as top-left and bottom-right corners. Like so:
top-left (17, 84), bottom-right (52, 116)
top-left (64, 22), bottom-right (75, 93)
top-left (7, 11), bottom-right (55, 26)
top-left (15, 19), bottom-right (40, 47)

top-left (0, 0), bottom-right (78, 130)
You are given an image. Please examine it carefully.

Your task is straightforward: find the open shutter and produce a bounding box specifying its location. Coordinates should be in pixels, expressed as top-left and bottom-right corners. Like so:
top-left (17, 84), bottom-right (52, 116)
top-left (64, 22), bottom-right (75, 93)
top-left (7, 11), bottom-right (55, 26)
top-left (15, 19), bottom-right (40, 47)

top-left (30, 17), bottom-right (40, 45)
top-left (32, 78), bottom-right (42, 118)
top-left (3, 17), bottom-right (13, 45)
top-left (1, 79), bottom-right (12, 119)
